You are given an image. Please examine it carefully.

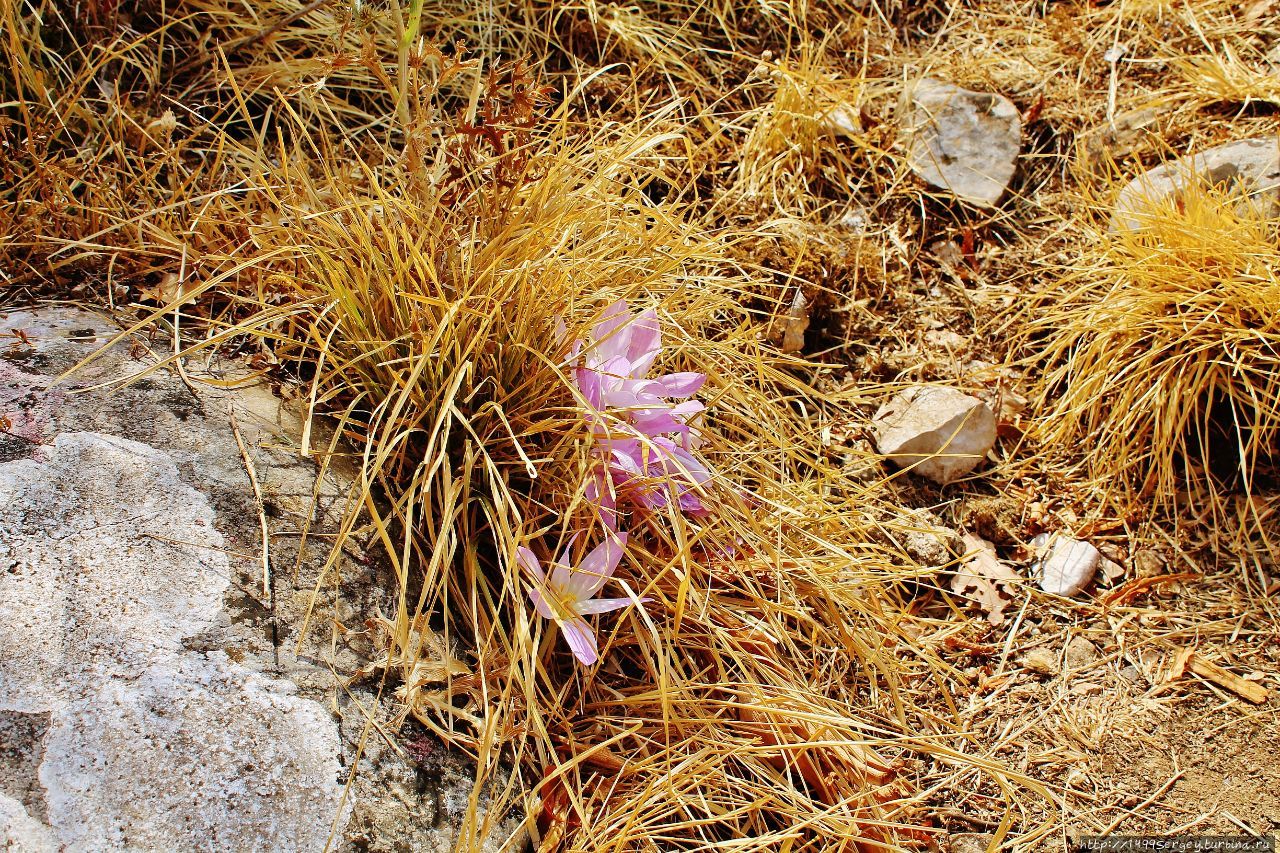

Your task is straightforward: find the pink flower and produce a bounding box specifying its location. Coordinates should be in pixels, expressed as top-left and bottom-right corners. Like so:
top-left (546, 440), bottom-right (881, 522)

top-left (572, 301), bottom-right (706, 441)
top-left (517, 534), bottom-right (645, 666)
top-left (585, 433), bottom-right (712, 530)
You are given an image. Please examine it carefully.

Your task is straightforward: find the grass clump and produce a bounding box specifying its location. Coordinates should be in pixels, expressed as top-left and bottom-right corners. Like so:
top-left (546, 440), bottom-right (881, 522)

top-left (1027, 175), bottom-right (1280, 528)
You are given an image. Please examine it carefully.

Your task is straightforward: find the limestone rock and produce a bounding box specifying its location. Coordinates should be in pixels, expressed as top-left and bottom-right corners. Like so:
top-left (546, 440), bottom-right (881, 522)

top-left (1111, 137), bottom-right (1280, 233)
top-left (0, 432), bottom-right (229, 710)
top-left (873, 386), bottom-right (996, 484)
top-left (0, 306), bottom-right (514, 852)
top-left (1031, 534), bottom-right (1101, 597)
top-left (42, 654), bottom-right (345, 853)
top-left (0, 432), bottom-right (348, 852)
top-left (1064, 636), bottom-right (1099, 670)
top-left (891, 508), bottom-right (962, 567)
top-left (905, 79), bottom-right (1021, 207)
top-left (0, 792), bottom-right (55, 853)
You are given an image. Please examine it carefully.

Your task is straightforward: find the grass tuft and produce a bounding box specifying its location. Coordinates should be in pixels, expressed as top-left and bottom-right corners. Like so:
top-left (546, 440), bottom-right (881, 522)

top-left (1026, 172), bottom-right (1280, 531)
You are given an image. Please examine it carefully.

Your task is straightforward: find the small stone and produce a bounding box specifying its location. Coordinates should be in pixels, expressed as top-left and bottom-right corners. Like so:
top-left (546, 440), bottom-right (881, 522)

top-left (1032, 534), bottom-right (1101, 597)
top-left (905, 79), bottom-right (1022, 207)
top-left (1097, 543), bottom-right (1125, 562)
top-left (892, 508), bottom-right (962, 567)
top-left (1110, 137), bottom-right (1280, 233)
top-left (1133, 549), bottom-right (1165, 579)
top-left (873, 386), bottom-right (997, 484)
top-left (1064, 636), bottom-right (1099, 670)
top-left (819, 102), bottom-right (862, 138)
top-left (1021, 647), bottom-right (1059, 676)
top-left (1099, 557), bottom-right (1125, 583)
top-left (1119, 665), bottom-right (1143, 685)
top-left (949, 832), bottom-right (994, 853)
top-left (1064, 767), bottom-right (1090, 788)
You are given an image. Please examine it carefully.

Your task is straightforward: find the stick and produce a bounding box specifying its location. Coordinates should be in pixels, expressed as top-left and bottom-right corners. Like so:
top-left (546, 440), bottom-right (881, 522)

top-left (230, 404), bottom-right (272, 604)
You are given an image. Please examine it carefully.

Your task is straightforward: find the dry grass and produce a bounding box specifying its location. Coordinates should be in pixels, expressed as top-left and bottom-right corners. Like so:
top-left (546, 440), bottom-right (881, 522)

top-left (1025, 174), bottom-right (1280, 541)
top-left (5, 0), bottom-right (1280, 849)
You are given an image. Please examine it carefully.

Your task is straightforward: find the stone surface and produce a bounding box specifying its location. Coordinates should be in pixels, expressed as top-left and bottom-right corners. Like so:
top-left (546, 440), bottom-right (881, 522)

top-left (0, 432), bottom-right (229, 710)
top-left (0, 791), bottom-right (55, 853)
top-left (1110, 137), bottom-right (1280, 232)
top-left (1, 432), bottom-right (348, 852)
top-left (1064, 636), bottom-right (1100, 670)
top-left (1133, 549), bottom-right (1166, 579)
top-left (0, 306), bottom-right (520, 852)
top-left (873, 386), bottom-right (996, 484)
top-left (905, 79), bottom-right (1021, 207)
top-left (1032, 534), bottom-right (1101, 597)
top-left (890, 508), bottom-right (962, 567)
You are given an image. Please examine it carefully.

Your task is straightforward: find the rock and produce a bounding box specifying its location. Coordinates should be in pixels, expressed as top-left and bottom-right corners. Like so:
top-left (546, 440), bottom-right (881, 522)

top-left (819, 102), bottom-right (862, 138)
top-left (949, 832), bottom-right (994, 853)
top-left (0, 792), bottom-right (55, 853)
top-left (1020, 647), bottom-right (1059, 676)
top-left (1133, 549), bottom-right (1166, 579)
top-left (1064, 636), bottom-right (1099, 670)
top-left (1, 432), bottom-right (349, 852)
top-left (1119, 664), bottom-right (1144, 685)
top-left (1099, 556), bottom-right (1125, 583)
top-left (0, 307), bottom-right (512, 852)
top-left (890, 508), bottom-right (962, 567)
top-left (42, 653), bottom-right (346, 852)
top-left (873, 386), bottom-right (997, 484)
top-left (905, 79), bottom-right (1021, 207)
top-left (1110, 137), bottom-right (1280, 232)
top-left (1031, 534), bottom-right (1101, 597)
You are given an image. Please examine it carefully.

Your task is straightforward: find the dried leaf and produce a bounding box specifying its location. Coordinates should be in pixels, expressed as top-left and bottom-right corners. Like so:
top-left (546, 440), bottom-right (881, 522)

top-left (950, 533), bottom-right (1020, 624)
top-left (780, 289), bottom-right (809, 354)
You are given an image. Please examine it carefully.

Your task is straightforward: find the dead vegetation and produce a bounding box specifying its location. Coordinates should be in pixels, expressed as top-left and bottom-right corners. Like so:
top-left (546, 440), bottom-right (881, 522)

top-left (2, 0), bottom-right (1278, 850)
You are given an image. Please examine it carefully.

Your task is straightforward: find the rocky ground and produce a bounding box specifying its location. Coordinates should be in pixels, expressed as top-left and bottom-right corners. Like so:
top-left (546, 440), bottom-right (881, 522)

top-left (0, 307), bottom-right (522, 851)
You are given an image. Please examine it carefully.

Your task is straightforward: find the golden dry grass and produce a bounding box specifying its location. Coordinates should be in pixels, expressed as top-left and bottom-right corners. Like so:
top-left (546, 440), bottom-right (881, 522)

top-left (1022, 163), bottom-right (1280, 550)
top-left (5, 0), bottom-right (1280, 849)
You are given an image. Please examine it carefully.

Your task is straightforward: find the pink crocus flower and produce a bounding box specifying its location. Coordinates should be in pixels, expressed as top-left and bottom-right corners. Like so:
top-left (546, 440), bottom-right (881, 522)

top-left (572, 301), bottom-right (706, 441)
top-left (585, 433), bottom-right (712, 531)
top-left (517, 534), bottom-right (644, 666)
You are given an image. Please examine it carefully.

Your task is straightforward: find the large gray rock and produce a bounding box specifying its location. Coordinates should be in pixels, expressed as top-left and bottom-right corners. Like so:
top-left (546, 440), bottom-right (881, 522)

top-left (1111, 137), bottom-right (1280, 232)
top-left (873, 386), bottom-right (996, 484)
top-left (905, 79), bottom-right (1022, 207)
top-left (0, 307), bottom-right (521, 852)
top-left (0, 432), bottom-right (350, 852)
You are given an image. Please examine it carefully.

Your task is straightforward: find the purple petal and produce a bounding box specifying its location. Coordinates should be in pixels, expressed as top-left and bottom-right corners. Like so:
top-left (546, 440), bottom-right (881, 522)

top-left (630, 408), bottom-right (686, 438)
top-left (652, 438), bottom-right (712, 484)
top-left (585, 468), bottom-right (620, 532)
top-left (560, 617), bottom-right (599, 666)
top-left (550, 532), bottom-right (582, 590)
top-left (576, 596), bottom-right (648, 615)
top-left (527, 587), bottom-right (555, 620)
top-left (575, 367), bottom-right (606, 410)
top-left (568, 532), bottom-right (628, 599)
top-left (591, 300), bottom-right (631, 340)
top-left (654, 372), bottom-right (705, 398)
top-left (516, 546), bottom-right (544, 581)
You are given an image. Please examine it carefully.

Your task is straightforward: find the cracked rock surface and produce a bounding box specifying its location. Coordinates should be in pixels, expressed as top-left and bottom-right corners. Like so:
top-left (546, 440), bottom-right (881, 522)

top-left (0, 307), bottom-right (520, 852)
